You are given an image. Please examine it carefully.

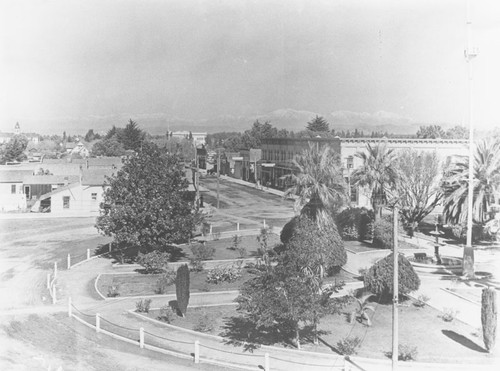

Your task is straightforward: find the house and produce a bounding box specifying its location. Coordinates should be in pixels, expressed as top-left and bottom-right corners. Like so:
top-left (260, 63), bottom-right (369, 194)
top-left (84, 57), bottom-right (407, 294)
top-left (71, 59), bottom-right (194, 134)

top-left (66, 140), bottom-right (90, 158)
top-left (31, 168), bottom-right (117, 215)
top-left (0, 170), bottom-right (32, 211)
top-left (22, 174), bottom-right (80, 202)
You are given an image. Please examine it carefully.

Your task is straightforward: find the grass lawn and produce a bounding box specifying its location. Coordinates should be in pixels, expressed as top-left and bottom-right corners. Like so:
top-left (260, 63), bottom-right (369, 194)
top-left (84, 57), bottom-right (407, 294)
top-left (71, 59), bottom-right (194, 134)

top-left (145, 298), bottom-right (493, 364)
top-left (186, 234), bottom-right (281, 261)
top-left (98, 268), bottom-right (254, 297)
top-left (98, 268), bottom-right (359, 298)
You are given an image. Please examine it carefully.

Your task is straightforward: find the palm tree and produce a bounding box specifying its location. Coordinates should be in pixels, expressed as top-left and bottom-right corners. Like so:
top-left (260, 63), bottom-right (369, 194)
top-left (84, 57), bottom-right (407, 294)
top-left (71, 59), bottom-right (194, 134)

top-left (283, 143), bottom-right (347, 225)
top-left (351, 143), bottom-right (399, 220)
top-left (442, 138), bottom-right (500, 225)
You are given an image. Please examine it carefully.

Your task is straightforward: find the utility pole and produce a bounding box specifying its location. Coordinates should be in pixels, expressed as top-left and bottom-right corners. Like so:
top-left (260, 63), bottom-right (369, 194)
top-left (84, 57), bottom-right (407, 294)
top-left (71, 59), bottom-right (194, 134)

top-left (392, 206), bottom-right (399, 371)
top-left (217, 149), bottom-right (221, 209)
top-left (464, 0), bottom-right (477, 278)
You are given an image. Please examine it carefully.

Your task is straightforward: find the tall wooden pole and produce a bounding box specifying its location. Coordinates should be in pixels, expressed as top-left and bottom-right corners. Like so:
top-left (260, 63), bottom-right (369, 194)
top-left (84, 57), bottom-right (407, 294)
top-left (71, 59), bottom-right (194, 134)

top-left (392, 206), bottom-right (399, 370)
top-left (464, 0), bottom-right (477, 278)
top-left (217, 149), bottom-right (220, 209)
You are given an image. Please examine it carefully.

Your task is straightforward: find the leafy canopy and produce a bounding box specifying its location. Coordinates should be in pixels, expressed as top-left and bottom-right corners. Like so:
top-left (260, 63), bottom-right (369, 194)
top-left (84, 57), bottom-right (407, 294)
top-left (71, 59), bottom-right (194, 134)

top-left (95, 142), bottom-right (197, 253)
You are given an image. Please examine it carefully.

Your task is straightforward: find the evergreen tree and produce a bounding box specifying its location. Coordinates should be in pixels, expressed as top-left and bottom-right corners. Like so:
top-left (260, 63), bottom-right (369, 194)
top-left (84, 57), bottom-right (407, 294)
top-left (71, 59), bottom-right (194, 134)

top-left (306, 115), bottom-right (330, 132)
top-left (0, 135), bottom-right (28, 164)
top-left (176, 264), bottom-right (190, 317)
top-left (121, 119), bottom-right (145, 151)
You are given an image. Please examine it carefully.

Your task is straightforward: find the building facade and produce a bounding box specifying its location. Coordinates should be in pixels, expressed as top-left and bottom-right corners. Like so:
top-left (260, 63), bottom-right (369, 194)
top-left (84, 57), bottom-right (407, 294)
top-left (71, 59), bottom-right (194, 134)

top-left (260, 137), bottom-right (341, 189)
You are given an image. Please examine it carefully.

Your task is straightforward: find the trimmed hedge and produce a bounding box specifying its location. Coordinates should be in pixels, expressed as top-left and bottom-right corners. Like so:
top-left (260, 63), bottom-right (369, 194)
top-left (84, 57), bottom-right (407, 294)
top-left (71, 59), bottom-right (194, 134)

top-left (364, 253), bottom-right (420, 300)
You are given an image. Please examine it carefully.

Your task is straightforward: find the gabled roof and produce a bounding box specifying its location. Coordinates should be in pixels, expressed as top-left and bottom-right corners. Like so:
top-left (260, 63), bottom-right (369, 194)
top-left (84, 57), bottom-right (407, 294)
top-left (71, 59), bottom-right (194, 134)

top-left (0, 170), bottom-right (33, 183)
top-left (36, 182), bottom-right (80, 201)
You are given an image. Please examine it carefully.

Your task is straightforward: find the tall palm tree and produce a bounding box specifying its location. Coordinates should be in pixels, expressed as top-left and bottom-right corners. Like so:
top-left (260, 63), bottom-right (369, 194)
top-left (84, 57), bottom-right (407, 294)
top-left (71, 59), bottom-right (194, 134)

top-left (351, 143), bottom-right (399, 220)
top-left (283, 143), bottom-right (347, 225)
top-left (442, 138), bottom-right (500, 225)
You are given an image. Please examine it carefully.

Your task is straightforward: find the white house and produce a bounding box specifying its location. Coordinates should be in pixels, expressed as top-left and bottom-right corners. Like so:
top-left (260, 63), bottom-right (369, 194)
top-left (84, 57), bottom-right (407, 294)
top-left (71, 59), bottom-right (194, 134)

top-left (0, 170), bottom-right (31, 211)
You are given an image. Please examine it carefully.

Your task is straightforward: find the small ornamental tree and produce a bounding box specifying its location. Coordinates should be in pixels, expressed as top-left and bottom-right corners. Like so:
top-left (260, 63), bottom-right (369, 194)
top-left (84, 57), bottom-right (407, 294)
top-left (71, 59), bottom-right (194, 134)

top-left (364, 253), bottom-right (420, 301)
top-left (137, 250), bottom-right (170, 273)
top-left (175, 264), bottom-right (190, 317)
top-left (481, 287), bottom-right (497, 352)
top-left (372, 218), bottom-right (393, 249)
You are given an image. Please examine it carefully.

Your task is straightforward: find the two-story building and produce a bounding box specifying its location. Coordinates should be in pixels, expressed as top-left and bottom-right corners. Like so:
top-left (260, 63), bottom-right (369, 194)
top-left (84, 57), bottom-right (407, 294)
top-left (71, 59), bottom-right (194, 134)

top-left (260, 137), bottom-right (341, 189)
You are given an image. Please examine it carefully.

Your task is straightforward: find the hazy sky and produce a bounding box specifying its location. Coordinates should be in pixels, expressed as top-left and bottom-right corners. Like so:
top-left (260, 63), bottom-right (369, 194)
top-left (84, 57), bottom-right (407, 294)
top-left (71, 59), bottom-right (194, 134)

top-left (1, 0), bottom-right (499, 133)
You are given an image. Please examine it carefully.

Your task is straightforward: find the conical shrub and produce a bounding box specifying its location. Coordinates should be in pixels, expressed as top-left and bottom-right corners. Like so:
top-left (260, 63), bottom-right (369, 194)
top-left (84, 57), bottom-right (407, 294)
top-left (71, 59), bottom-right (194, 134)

top-left (481, 287), bottom-right (497, 352)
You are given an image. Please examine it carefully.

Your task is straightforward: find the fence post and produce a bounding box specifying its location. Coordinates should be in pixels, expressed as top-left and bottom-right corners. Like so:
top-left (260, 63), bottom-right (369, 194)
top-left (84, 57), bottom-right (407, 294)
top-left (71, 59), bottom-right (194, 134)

top-left (209, 224), bottom-right (213, 235)
top-left (263, 219), bottom-right (266, 228)
top-left (194, 340), bottom-right (200, 363)
top-left (68, 297), bottom-right (72, 318)
top-left (109, 242), bottom-right (112, 253)
top-left (237, 222), bottom-right (240, 231)
top-left (139, 327), bottom-right (144, 348)
top-left (96, 313), bottom-right (100, 333)
top-left (47, 273), bottom-right (50, 289)
top-left (52, 285), bottom-right (57, 304)
top-left (54, 261), bottom-right (57, 278)
top-left (67, 253), bottom-right (71, 269)
top-left (264, 353), bottom-right (270, 371)
top-left (87, 249), bottom-right (90, 260)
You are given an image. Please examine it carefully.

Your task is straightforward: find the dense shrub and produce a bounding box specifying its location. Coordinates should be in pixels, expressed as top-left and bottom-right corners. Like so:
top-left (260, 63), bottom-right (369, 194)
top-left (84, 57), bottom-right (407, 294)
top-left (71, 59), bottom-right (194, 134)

top-left (397, 344), bottom-right (418, 361)
top-left (107, 285), bottom-right (120, 297)
top-left (336, 336), bottom-right (361, 355)
top-left (372, 218), bottom-right (393, 249)
top-left (175, 264), bottom-right (190, 317)
top-left (189, 243), bottom-right (215, 271)
top-left (413, 294), bottom-right (430, 308)
top-left (206, 265), bottom-right (242, 284)
top-left (481, 287), bottom-right (497, 352)
top-left (279, 215), bottom-right (347, 269)
top-left (450, 223), bottom-right (488, 243)
top-left (364, 253), bottom-right (420, 300)
top-left (157, 305), bottom-right (176, 323)
top-left (135, 298), bottom-right (152, 313)
top-left (137, 250), bottom-right (170, 273)
top-left (193, 312), bottom-right (214, 333)
top-left (155, 270), bottom-right (176, 294)
top-left (336, 207), bottom-right (374, 241)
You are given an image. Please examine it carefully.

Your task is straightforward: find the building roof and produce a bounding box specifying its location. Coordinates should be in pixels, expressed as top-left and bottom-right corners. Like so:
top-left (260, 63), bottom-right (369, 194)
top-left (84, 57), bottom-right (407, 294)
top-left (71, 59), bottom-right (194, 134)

top-left (23, 175), bottom-right (79, 185)
top-left (87, 157), bottom-right (123, 168)
top-left (36, 182), bottom-right (80, 201)
top-left (81, 168), bottom-right (118, 186)
top-left (0, 170), bottom-right (33, 183)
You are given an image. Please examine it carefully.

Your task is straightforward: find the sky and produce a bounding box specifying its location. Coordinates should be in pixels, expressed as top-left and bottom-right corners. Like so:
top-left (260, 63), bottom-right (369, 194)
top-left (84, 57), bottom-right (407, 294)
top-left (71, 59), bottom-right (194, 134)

top-left (1, 0), bottom-right (500, 134)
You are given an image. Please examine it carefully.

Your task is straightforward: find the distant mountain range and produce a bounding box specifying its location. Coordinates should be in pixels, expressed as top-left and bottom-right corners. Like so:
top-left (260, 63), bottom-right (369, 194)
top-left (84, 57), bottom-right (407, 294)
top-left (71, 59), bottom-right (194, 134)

top-left (6, 109), bottom-right (447, 136)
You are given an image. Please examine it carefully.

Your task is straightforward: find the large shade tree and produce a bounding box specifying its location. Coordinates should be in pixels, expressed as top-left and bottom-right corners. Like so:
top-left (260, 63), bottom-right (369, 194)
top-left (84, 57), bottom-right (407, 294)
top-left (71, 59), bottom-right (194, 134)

top-left (96, 142), bottom-right (197, 256)
top-left (283, 143), bottom-right (347, 225)
top-left (389, 149), bottom-right (442, 234)
top-left (351, 143), bottom-right (398, 220)
top-left (442, 138), bottom-right (500, 225)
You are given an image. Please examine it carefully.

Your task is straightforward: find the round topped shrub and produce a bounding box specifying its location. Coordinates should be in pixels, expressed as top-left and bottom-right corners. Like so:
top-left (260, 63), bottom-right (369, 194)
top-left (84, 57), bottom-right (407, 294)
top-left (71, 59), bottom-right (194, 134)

top-left (364, 253), bottom-right (420, 300)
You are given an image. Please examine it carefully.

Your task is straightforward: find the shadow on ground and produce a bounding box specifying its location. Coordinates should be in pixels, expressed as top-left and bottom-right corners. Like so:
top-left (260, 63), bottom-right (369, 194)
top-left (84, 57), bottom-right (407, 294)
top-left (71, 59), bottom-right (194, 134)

top-left (441, 329), bottom-right (487, 353)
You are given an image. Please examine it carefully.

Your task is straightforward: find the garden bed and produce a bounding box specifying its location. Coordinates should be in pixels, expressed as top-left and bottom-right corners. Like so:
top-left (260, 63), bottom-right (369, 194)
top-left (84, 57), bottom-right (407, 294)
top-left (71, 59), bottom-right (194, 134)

top-left (98, 268), bottom-right (359, 298)
top-left (143, 297), bottom-right (491, 363)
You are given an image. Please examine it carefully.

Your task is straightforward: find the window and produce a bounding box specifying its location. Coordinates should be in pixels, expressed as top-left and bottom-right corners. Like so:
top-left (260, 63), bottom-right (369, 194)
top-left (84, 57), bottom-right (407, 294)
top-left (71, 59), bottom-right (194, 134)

top-left (91, 193), bottom-right (97, 201)
top-left (11, 184), bottom-right (16, 194)
top-left (350, 186), bottom-right (358, 203)
top-left (347, 156), bottom-right (354, 169)
top-left (63, 196), bottom-right (70, 209)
